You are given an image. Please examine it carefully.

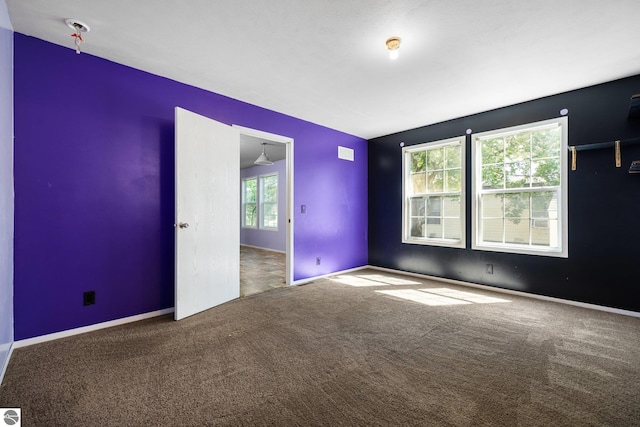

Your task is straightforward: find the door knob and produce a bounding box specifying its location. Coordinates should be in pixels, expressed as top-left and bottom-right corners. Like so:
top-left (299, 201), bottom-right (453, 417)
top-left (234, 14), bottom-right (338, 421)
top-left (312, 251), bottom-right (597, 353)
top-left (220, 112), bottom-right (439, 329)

top-left (179, 222), bottom-right (190, 229)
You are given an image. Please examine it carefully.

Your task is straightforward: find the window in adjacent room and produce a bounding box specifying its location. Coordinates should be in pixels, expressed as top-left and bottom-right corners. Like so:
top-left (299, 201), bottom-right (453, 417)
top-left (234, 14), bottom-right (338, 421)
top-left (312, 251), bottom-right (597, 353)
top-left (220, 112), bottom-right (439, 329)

top-left (242, 177), bottom-right (258, 228)
top-left (259, 173), bottom-right (278, 230)
top-left (403, 136), bottom-right (465, 247)
top-left (472, 117), bottom-right (568, 257)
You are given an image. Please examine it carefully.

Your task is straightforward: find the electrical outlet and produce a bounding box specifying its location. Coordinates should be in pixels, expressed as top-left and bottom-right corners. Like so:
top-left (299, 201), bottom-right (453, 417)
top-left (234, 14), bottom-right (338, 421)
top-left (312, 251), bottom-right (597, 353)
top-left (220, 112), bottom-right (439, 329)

top-left (301, 205), bottom-right (306, 213)
top-left (486, 264), bottom-right (493, 274)
top-left (83, 291), bottom-right (96, 306)
top-left (316, 257), bottom-right (321, 265)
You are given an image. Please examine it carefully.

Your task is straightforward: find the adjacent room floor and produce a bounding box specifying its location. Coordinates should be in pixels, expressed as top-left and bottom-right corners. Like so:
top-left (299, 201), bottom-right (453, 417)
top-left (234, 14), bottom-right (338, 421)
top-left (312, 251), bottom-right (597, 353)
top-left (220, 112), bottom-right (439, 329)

top-left (240, 245), bottom-right (286, 297)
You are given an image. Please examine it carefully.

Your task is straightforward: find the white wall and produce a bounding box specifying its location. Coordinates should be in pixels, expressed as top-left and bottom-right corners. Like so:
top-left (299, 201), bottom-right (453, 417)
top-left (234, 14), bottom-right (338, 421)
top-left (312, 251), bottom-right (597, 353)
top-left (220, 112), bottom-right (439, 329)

top-left (0, 0), bottom-right (14, 380)
top-left (240, 159), bottom-right (286, 252)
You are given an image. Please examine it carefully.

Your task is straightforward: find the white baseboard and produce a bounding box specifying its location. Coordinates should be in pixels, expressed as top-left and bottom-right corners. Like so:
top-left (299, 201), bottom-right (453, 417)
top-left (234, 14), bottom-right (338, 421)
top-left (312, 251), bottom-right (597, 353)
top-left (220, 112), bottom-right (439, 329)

top-left (366, 265), bottom-right (640, 318)
top-left (293, 265), bottom-right (369, 286)
top-left (240, 244), bottom-right (285, 254)
top-left (0, 341), bottom-right (14, 386)
top-left (14, 308), bottom-right (175, 349)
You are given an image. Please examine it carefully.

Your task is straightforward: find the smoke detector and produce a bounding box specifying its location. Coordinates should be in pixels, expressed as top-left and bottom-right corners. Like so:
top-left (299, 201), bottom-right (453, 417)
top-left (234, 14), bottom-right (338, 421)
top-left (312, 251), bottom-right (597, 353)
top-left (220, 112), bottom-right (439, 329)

top-left (65, 18), bottom-right (90, 33)
top-left (65, 19), bottom-right (90, 54)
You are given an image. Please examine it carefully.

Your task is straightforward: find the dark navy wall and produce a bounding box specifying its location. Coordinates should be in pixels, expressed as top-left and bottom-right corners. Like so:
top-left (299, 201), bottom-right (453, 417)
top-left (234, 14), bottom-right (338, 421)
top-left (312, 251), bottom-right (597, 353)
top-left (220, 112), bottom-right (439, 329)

top-left (369, 75), bottom-right (640, 312)
top-left (14, 34), bottom-right (368, 340)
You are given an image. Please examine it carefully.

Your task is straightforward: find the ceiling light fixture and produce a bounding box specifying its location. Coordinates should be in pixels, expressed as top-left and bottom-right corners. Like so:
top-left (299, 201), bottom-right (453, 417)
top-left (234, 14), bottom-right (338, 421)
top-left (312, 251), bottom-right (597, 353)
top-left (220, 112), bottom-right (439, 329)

top-left (65, 18), bottom-right (90, 54)
top-left (386, 36), bottom-right (401, 60)
top-left (254, 143), bottom-right (273, 166)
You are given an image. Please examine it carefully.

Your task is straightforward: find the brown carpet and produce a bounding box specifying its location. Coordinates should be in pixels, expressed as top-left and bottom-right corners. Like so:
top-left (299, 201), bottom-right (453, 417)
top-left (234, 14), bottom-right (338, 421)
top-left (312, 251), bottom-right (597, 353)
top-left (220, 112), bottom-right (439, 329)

top-left (1, 269), bottom-right (639, 426)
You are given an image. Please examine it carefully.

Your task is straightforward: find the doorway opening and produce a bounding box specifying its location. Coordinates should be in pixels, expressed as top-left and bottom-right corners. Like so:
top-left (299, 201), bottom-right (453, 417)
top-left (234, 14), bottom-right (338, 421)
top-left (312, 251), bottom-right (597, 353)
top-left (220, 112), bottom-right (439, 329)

top-left (234, 125), bottom-right (294, 296)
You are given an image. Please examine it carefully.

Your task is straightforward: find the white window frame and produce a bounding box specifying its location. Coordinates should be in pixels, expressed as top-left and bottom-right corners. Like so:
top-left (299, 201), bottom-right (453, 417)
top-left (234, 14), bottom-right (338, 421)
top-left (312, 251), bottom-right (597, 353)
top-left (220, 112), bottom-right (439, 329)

top-left (402, 136), bottom-right (466, 248)
top-left (241, 176), bottom-right (258, 229)
top-left (471, 117), bottom-right (568, 257)
top-left (259, 172), bottom-right (278, 231)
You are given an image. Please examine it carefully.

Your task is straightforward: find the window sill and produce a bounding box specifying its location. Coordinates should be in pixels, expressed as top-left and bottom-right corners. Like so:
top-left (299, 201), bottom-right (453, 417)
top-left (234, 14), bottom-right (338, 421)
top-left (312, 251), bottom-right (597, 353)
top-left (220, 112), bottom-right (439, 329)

top-left (402, 238), bottom-right (465, 249)
top-left (472, 242), bottom-right (567, 258)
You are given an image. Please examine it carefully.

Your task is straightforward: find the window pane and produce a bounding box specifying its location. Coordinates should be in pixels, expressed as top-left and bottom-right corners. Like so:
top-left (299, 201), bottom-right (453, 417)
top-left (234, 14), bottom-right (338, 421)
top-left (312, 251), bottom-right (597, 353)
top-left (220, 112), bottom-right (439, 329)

top-left (532, 127), bottom-right (560, 159)
top-left (244, 179), bottom-right (257, 203)
top-left (482, 219), bottom-right (504, 243)
top-left (504, 193), bottom-right (530, 220)
top-left (261, 203), bottom-right (277, 228)
top-left (442, 196), bottom-right (460, 217)
top-left (410, 218), bottom-right (425, 238)
top-left (481, 194), bottom-right (503, 218)
top-left (445, 145), bottom-right (461, 168)
top-left (532, 159), bottom-right (560, 187)
top-left (505, 133), bottom-right (530, 162)
top-left (482, 165), bottom-right (504, 189)
top-left (410, 197), bottom-right (425, 216)
top-left (505, 218), bottom-right (529, 244)
top-left (427, 147), bottom-right (444, 170)
top-left (411, 151), bottom-right (426, 173)
top-left (505, 160), bottom-right (530, 189)
top-left (426, 196), bottom-right (441, 234)
top-left (426, 197), bottom-right (441, 218)
top-left (425, 222), bottom-right (442, 238)
top-left (443, 218), bottom-right (461, 239)
top-left (481, 138), bottom-right (504, 165)
top-left (244, 203), bottom-right (257, 227)
top-left (411, 172), bottom-right (426, 194)
top-left (531, 219), bottom-right (557, 246)
top-left (242, 177), bottom-right (257, 227)
top-left (532, 191), bottom-right (558, 220)
top-left (427, 171), bottom-right (444, 192)
top-left (261, 175), bottom-right (278, 202)
top-left (445, 169), bottom-right (461, 192)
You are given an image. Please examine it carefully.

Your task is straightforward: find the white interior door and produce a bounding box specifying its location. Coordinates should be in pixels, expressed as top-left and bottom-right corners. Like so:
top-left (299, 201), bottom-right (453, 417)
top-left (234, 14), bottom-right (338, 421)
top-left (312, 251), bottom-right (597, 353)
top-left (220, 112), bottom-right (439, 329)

top-left (175, 107), bottom-right (240, 320)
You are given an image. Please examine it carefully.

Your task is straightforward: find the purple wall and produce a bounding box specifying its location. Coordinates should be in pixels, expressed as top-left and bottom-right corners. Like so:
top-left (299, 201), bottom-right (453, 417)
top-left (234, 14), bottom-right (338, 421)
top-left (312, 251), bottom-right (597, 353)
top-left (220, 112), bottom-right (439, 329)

top-left (0, 11), bottom-right (13, 371)
top-left (240, 160), bottom-right (286, 252)
top-left (14, 34), bottom-right (368, 340)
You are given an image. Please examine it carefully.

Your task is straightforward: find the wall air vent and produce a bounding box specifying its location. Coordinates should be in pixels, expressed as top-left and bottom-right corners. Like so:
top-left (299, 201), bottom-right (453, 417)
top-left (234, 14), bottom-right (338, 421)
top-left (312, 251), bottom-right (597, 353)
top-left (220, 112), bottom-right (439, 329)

top-left (629, 94), bottom-right (640, 119)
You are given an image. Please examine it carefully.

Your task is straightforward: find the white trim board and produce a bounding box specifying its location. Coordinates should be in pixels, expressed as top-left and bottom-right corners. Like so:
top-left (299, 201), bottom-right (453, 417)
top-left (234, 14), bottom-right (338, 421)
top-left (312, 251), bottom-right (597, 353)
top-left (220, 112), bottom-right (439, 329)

top-left (232, 125), bottom-right (292, 143)
top-left (365, 266), bottom-right (640, 319)
top-left (14, 308), bottom-right (174, 348)
top-left (292, 265), bottom-right (368, 286)
top-left (0, 341), bottom-right (14, 386)
top-left (233, 124), bottom-right (294, 287)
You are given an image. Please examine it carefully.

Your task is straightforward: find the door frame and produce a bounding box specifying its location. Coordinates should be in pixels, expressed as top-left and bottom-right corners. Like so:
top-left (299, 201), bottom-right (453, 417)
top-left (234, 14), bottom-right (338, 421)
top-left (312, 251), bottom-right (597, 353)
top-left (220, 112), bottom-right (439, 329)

top-left (233, 125), bottom-right (294, 286)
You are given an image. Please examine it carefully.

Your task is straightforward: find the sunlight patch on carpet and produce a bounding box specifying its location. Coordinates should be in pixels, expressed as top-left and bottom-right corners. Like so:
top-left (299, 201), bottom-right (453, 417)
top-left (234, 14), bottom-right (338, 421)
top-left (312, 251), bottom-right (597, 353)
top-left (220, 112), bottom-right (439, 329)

top-left (377, 289), bottom-right (471, 306)
top-left (357, 274), bottom-right (422, 285)
top-left (376, 288), bottom-right (510, 306)
top-left (423, 288), bottom-right (510, 304)
top-left (329, 274), bottom-right (421, 287)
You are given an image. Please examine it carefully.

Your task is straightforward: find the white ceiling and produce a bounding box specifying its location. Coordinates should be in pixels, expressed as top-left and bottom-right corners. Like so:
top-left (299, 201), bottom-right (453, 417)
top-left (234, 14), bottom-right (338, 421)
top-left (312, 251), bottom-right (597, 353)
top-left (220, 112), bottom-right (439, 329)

top-left (6, 1), bottom-right (640, 139)
top-left (239, 134), bottom-right (286, 169)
